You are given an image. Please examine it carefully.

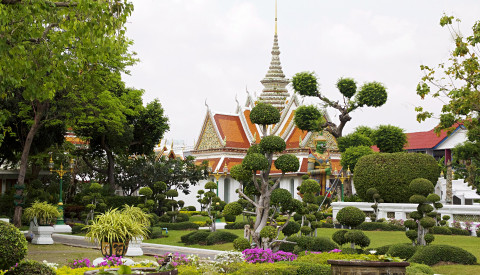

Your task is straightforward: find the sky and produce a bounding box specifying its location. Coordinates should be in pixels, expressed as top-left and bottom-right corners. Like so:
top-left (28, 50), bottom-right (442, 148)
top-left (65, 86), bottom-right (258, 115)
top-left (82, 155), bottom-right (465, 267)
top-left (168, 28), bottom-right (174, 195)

top-left (122, 0), bottom-right (480, 148)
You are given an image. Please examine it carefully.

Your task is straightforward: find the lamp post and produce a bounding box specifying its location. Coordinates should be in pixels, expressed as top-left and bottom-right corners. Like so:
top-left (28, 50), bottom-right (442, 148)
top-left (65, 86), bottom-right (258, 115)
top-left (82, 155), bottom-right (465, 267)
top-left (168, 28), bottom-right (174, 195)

top-left (333, 168), bottom-right (351, 202)
top-left (48, 154), bottom-right (74, 227)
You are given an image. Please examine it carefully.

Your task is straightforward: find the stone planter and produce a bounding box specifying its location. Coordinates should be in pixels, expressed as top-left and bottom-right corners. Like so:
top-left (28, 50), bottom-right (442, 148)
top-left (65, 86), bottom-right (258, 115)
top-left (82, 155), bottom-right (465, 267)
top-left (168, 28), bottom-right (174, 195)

top-left (84, 267), bottom-right (177, 275)
top-left (328, 260), bottom-right (409, 275)
top-left (126, 236), bottom-right (144, 256)
top-left (0, 218), bottom-right (9, 223)
top-left (53, 224), bottom-right (72, 233)
top-left (31, 225), bottom-right (54, 244)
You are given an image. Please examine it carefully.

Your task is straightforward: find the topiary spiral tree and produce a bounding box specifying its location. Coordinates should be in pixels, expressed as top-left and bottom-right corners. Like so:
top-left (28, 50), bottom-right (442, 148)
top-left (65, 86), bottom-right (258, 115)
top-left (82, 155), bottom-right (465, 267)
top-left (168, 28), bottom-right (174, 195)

top-left (366, 188), bottom-right (383, 222)
top-left (406, 178), bottom-right (439, 246)
top-left (201, 181), bottom-right (223, 232)
top-left (298, 178), bottom-right (322, 236)
top-left (231, 103), bottom-right (300, 250)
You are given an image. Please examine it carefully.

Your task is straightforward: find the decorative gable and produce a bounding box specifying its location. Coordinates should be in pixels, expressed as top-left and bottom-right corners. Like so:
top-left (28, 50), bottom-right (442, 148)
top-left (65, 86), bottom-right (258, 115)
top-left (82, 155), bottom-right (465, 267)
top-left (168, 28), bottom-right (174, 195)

top-left (196, 116), bottom-right (224, 150)
top-left (304, 131), bottom-right (338, 152)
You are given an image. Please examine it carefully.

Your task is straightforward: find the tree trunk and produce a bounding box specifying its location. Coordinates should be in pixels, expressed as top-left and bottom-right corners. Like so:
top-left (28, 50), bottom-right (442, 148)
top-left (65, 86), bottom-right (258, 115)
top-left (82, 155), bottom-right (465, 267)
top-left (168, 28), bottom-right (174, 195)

top-left (13, 102), bottom-right (46, 227)
top-left (446, 161), bottom-right (453, 204)
top-left (106, 149), bottom-right (115, 187)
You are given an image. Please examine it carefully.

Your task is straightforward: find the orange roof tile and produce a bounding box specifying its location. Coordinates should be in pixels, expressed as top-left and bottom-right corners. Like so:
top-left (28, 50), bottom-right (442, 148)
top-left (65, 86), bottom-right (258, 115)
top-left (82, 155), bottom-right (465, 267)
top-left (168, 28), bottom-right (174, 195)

top-left (218, 158), bottom-right (244, 172)
top-left (286, 127), bottom-right (305, 149)
top-left (195, 158), bottom-right (221, 171)
top-left (243, 110), bottom-right (261, 143)
top-left (299, 158), bottom-right (308, 173)
top-left (214, 114), bottom-right (251, 148)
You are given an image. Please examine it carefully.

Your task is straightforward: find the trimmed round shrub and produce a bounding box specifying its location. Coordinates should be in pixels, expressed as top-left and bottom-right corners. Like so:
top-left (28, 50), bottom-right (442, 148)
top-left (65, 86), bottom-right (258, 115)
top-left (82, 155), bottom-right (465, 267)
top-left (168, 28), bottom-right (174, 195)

top-left (230, 164), bottom-right (252, 183)
top-left (356, 81), bottom-right (387, 107)
top-left (186, 231), bottom-right (211, 245)
top-left (332, 229), bottom-right (348, 246)
top-left (357, 222), bottom-right (405, 231)
top-left (233, 237), bottom-right (250, 251)
top-left (205, 181), bottom-right (218, 190)
top-left (293, 105), bottom-right (324, 132)
top-left (420, 217), bottom-right (436, 228)
top-left (309, 237), bottom-right (338, 252)
top-left (259, 135), bottom-right (286, 153)
top-left (430, 226), bottom-right (452, 235)
top-left (224, 214), bottom-right (236, 223)
top-left (271, 188), bottom-right (292, 205)
top-left (223, 202), bottom-right (243, 216)
top-left (336, 77), bottom-right (357, 98)
top-left (0, 221), bottom-right (28, 270)
top-left (426, 193), bottom-right (441, 203)
top-left (149, 227), bottom-right (165, 239)
top-left (409, 245), bottom-right (477, 265)
top-left (187, 206), bottom-right (196, 211)
top-left (279, 236), bottom-right (300, 252)
top-left (409, 211), bottom-right (423, 220)
top-left (300, 226), bottom-right (312, 236)
top-left (406, 263), bottom-right (434, 275)
top-left (374, 244), bottom-right (393, 255)
top-left (274, 154), bottom-right (300, 173)
top-left (344, 230), bottom-right (370, 248)
top-left (281, 236), bottom-right (337, 253)
top-left (206, 231), bottom-right (238, 245)
top-left (386, 243), bottom-right (417, 260)
top-left (260, 226), bottom-right (277, 240)
top-left (406, 230), bottom-right (418, 242)
top-left (354, 153), bottom-right (439, 202)
top-left (299, 179), bottom-right (321, 194)
top-left (293, 213), bottom-right (302, 222)
top-left (417, 204), bottom-right (434, 214)
top-left (225, 221), bottom-right (250, 230)
top-left (424, 233), bottom-right (435, 244)
top-left (292, 71), bottom-right (318, 97)
top-left (449, 227), bottom-right (471, 236)
top-left (249, 103), bottom-right (280, 125)
top-left (165, 189), bottom-right (179, 198)
top-left (176, 213), bottom-right (190, 222)
top-left (404, 219), bottom-right (417, 229)
top-left (409, 195), bottom-right (427, 204)
top-left (156, 222), bottom-right (199, 230)
top-left (242, 153), bottom-right (269, 171)
top-left (410, 178), bottom-right (434, 196)
top-left (336, 206), bottom-right (365, 227)
top-left (5, 259), bottom-right (55, 275)
top-left (282, 221), bottom-right (301, 237)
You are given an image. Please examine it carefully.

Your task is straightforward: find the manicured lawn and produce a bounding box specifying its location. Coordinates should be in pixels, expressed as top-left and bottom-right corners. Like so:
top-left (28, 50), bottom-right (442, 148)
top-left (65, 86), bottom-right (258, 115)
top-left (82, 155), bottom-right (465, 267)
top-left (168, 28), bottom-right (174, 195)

top-left (26, 243), bottom-right (155, 265)
top-left (432, 264), bottom-right (480, 274)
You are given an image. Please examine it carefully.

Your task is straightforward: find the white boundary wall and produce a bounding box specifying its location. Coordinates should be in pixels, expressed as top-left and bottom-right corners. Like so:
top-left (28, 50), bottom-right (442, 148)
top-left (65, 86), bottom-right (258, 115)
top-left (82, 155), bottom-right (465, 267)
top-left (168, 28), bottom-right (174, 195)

top-left (331, 202), bottom-right (480, 235)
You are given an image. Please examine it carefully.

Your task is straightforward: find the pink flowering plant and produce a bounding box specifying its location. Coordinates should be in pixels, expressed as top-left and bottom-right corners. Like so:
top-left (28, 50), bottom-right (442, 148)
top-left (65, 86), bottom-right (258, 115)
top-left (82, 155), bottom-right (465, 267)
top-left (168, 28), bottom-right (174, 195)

top-left (242, 248), bottom-right (297, 264)
top-left (67, 258), bottom-right (94, 269)
top-left (155, 252), bottom-right (190, 271)
top-left (97, 256), bottom-right (124, 267)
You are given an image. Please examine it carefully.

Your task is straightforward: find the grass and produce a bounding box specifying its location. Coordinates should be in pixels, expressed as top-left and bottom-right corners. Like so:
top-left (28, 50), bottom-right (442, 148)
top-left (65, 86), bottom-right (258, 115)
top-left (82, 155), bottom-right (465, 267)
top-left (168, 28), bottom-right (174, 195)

top-left (432, 264), bottom-right (480, 275)
top-left (26, 243), bottom-right (155, 265)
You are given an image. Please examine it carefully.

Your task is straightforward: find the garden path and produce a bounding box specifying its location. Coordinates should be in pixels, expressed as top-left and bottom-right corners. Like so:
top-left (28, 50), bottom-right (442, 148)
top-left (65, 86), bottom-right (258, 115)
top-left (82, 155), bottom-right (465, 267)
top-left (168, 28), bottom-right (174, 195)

top-left (51, 234), bottom-right (224, 259)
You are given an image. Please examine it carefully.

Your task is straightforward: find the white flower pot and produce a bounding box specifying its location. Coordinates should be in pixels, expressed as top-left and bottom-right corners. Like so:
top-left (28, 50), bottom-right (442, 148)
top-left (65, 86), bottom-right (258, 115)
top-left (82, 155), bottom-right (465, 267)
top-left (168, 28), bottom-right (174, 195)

top-left (125, 236), bottom-right (143, 256)
top-left (31, 225), bottom-right (54, 244)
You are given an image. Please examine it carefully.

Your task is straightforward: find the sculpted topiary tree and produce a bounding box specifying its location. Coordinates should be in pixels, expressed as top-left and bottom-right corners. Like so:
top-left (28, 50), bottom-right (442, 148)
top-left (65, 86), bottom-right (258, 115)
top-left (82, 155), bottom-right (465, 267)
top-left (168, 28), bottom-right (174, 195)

top-left (233, 103), bottom-right (300, 249)
top-left (291, 73), bottom-right (387, 138)
top-left (366, 188), bottom-right (383, 222)
top-left (406, 178), bottom-right (439, 246)
top-left (298, 178), bottom-right (323, 236)
top-left (201, 181), bottom-right (222, 232)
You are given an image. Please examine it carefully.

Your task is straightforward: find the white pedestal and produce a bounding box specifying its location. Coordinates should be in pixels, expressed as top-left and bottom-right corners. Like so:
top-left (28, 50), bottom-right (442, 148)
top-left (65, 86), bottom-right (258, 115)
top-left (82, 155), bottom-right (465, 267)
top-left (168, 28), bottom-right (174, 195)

top-left (31, 226), bottom-right (54, 244)
top-left (125, 237), bottom-right (143, 256)
top-left (53, 224), bottom-right (72, 233)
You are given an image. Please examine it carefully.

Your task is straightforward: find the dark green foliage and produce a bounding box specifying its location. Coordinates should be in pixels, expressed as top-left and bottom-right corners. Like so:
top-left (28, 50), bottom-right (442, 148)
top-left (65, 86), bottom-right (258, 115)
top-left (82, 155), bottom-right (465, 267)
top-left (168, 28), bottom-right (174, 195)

top-left (225, 221), bottom-right (250, 230)
top-left (386, 243), bottom-right (417, 260)
top-left (282, 221), bottom-right (301, 236)
top-left (404, 219), bottom-right (417, 229)
top-left (340, 145), bottom-right (375, 171)
top-left (429, 226), bottom-right (452, 235)
top-left (336, 206), bottom-right (365, 227)
top-left (356, 222), bottom-right (405, 231)
top-left (249, 103), bottom-right (280, 125)
top-left (371, 125), bottom-right (407, 153)
top-left (165, 189), bottom-right (179, 198)
top-left (337, 133), bottom-right (373, 153)
top-left (354, 153), bottom-right (439, 202)
top-left (230, 164), bottom-right (252, 183)
top-left (242, 153), bottom-right (269, 171)
top-left (175, 213), bottom-right (190, 222)
top-left (426, 193), bottom-right (441, 203)
top-left (184, 231), bottom-right (211, 245)
top-left (409, 211), bottom-right (423, 220)
top-left (246, 144), bottom-right (262, 155)
top-left (278, 261), bottom-right (331, 275)
top-left (293, 213), bottom-right (303, 222)
top-left (271, 188), bottom-right (292, 205)
top-left (71, 223), bottom-right (87, 234)
top-left (204, 181), bottom-right (218, 190)
top-left (260, 135), bottom-right (286, 153)
top-left (332, 230), bottom-right (348, 246)
top-left (224, 214), bottom-right (236, 223)
top-left (409, 245), bottom-right (477, 265)
top-left (149, 227), bottom-right (165, 239)
top-left (300, 226), bottom-right (312, 236)
top-left (292, 71), bottom-right (318, 97)
top-left (0, 221), bottom-right (28, 270)
top-left (205, 231), bottom-right (238, 245)
top-left (281, 236), bottom-right (337, 253)
top-left (406, 230), bottom-right (418, 242)
top-left (449, 227), bottom-right (471, 236)
top-left (260, 226), bottom-right (277, 239)
top-left (299, 179), bottom-right (321, 194)
top-left (344, 230), bottom-right (370, 248)
top-left (424, 234), bottom-right (435, 244)
top-left (418, 204), bottom-right (434, 213)
top-left (155, 222), bottom-right (199, 230)
top-left (356, 81), bottom-right (388, 107)
top-left (336, 77), bottom-right (357, 98)
top-left (223, 202), bottom-right (243, 216)
top-left (233, 262), bottom-right (296, 275)
top-left (294, 105), bottom-right (324, 132)
top-left (410, 178), bottom-right (435, 196)
top-left (233, 237), bottom-right (251, 251)
top-left (410, 195), bottom-right (427, 204)
top-left (274, 154), bottom-right (300, 173)
top-left (374, 244), bottom-right (393, 255)
top-left (5, 259), bottom-right (55, 275)
top-left (420, 217), bottom-right (435, 228)
top-left (406, 263), bottom-right (434, 275)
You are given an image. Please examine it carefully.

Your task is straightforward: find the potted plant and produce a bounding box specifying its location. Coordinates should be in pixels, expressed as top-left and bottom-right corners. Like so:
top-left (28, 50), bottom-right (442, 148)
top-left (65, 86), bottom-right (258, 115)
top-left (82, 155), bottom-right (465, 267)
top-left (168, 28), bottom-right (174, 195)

top-left (84, 207), bottom-right (149, 257)
top-left (23, 201), bottom-right (61, 245)
top-left (123, 205), bottom-right (151, 256)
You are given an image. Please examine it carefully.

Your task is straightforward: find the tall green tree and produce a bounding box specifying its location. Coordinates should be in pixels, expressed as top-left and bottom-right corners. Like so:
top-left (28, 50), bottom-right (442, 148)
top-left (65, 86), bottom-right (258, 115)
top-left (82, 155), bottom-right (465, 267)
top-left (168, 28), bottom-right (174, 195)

top-left (416, 15), bottom-right (480, 176)
top-left (372, 125), bottom-right (407, 153)
top-left (0, 0), bottom-right (135, 227)
top-left (291, 73), bottom-right (388, 138)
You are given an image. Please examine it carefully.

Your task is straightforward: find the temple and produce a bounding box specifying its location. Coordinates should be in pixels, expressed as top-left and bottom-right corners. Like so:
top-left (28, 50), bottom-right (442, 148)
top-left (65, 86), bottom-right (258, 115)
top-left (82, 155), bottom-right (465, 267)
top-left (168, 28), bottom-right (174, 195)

top-left (179, 4), bottom-right (341, 207)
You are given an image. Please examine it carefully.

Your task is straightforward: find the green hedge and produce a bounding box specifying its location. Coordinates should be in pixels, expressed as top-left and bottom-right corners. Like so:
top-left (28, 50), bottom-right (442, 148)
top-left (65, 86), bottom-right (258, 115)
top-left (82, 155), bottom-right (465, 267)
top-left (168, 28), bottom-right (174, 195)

top-left (276, 262), bottom-right (330, 275)
top-left (155, 222), bottom-right (199, 230)
top-left (386, 243), bottom-right (417, 260)
top-left (205, 231), bottom-right (238, 245)
top-left (0, 221), bottom-right (28, 270)
top-left (409, 244), bottom-right (477, 265)
top-left (279, 236), bottom-right (337, 253)
top-left (5, 259), bottom-right (55, 275)
top-left (232, 262), bottom-right (295, 275)
top-left (430, 226), bottom-right (452, 235)
top-left (225, 221), bottom-right (250, 229)
top-left (374, 244), bottom-right (393, 255)
top-left (354, 153), bottom-right (439, 202)
top-left (406, 263), bottom-right (434, 275)
top-left (449, 227), bottom-right (471, 236)
top-left (357, 222), bottom-right (405, 231)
